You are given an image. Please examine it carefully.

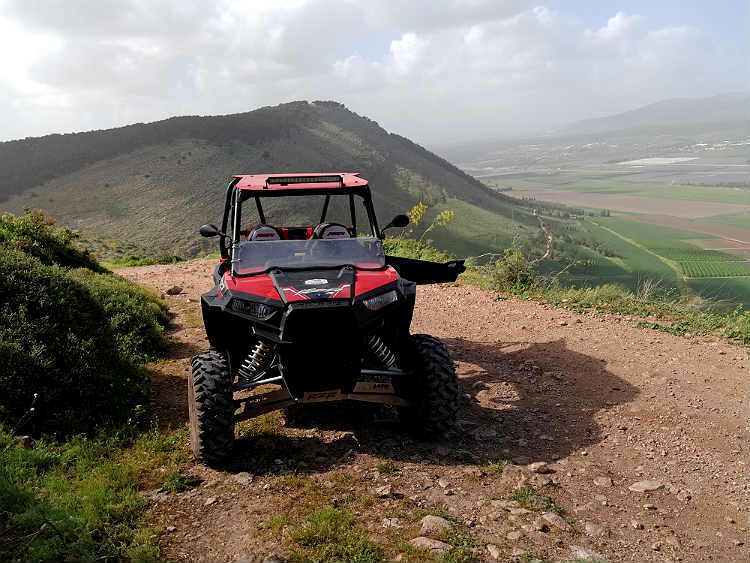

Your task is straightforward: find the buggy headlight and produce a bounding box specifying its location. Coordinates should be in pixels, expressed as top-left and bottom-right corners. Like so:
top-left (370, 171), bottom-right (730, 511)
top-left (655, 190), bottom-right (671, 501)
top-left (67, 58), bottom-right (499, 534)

top-left (363, 289), bottom-right (398, 311)
top-left (230, 298), bottom-right (277, 320)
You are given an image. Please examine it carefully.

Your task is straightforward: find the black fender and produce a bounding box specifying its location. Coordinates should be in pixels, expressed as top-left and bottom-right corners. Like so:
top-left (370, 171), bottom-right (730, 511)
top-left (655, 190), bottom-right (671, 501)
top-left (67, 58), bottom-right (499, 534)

top-left (385, 256), bottom-right (465, 284)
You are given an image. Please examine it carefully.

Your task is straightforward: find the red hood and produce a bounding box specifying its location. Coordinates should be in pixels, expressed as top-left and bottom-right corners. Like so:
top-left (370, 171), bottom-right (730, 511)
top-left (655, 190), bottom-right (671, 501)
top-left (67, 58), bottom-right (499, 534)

top-left (221, 266), bottom-right (398, 303)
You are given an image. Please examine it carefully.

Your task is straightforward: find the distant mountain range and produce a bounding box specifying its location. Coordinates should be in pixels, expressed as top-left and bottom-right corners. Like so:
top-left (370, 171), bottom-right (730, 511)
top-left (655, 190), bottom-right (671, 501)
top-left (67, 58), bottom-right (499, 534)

top-left (562, 92), bottom-right (748, 136)
top-left (0, 101), bottom-right (538, 256)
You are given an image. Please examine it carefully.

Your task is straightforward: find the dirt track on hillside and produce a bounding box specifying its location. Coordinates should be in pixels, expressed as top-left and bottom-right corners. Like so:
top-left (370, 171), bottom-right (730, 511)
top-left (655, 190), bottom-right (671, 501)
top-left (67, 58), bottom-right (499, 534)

top-left (120, 261), bottom-right (749, 563)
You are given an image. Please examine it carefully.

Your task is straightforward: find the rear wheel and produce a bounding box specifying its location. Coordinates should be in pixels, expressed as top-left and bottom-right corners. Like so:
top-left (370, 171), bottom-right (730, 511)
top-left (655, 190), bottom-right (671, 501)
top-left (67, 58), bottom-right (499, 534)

top-left (188, 349), bottom-right (234, 466)
top-left (398, 334), bottom-right (459, 436)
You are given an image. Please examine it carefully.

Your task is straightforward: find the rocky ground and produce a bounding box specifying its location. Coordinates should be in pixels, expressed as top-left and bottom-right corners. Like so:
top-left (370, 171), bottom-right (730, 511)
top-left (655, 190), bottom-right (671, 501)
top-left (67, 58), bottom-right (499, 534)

top-left (120, 260), bottom-right (749, 563)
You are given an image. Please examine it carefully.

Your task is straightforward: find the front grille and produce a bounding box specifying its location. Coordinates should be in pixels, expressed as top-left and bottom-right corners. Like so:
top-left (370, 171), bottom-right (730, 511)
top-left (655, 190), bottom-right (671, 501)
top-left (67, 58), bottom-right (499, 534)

top-left (278, 305), bottom-right (361, 398)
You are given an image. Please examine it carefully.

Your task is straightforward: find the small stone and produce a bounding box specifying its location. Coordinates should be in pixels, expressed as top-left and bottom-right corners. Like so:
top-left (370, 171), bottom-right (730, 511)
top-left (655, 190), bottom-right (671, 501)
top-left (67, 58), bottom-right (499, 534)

top-left (491, 499), bottom-right (520, 510)
top-left (584, 522), bottom-right (611, 537)
top-left (643, 504), bottom-right (657, 510)
top-left (510, 508), bottom-right (532, 516)
top-left (528, 461), bottom-right (554, 474)
top-left (506, 530), bottom-right (523, 541)
top-left (631, 520), bottom-right (643, 530)
top-left (734, 540), bottom-right (744, 546)
top-left (725, 517), bottom-right (736, 524)
top-left (531, 518), bottom-right (549, 532)
top-left (375, 484), bottom-right (393, 498)
top-left (382, 517), bottom-right (402, 529)
top-left (511, 548), bottom-right (526, 557)
top-left (542, 511), bottom-right (572, 531)
top-left (559, 321), bottom-right (568, 326)
top-left (166, 525), bottom-right (177, 533)
top-left (629, 480), bottom-right (664, 492)
top-left (489, 511), bottom-right (503, 521)
top-left (204, 496), bottom-right (218, 506)
top-left (593, 476), bottom-right (613, 488)
top-left (227, 472), bottom-right (253, 485)
top-left (486, 544), bottom-right (502, 560)
top-left (165, 285), bottom-right (183, 295)
top-left (570, 546), bottom-right (605, 561)
top-left (420, 515), bottom-right (452, 536)
top-left (409, 537), bottom-right (452, 554)
top-left (676, 490), bottom-right (692, 502)
top-left (651, 542), bottom-right (662, 551)
top-left (437, 479), bottom-right (449, 488)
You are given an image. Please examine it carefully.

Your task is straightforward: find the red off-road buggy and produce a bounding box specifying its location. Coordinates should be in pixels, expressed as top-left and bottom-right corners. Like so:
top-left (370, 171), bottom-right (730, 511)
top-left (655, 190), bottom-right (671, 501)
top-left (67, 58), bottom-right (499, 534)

top-left (191, 173), bottom-right (464, 465)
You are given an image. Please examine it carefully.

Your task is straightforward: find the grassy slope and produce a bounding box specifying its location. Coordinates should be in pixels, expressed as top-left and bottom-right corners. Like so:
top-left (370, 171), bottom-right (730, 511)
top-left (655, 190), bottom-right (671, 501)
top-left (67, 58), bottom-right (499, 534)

top-left (0, 102), bottom-right (533, 257)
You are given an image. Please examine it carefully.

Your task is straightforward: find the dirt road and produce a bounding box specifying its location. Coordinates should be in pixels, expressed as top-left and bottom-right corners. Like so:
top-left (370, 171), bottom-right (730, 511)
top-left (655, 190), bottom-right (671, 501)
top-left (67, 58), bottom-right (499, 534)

top-left (120, 261), bottom-right (749, 563)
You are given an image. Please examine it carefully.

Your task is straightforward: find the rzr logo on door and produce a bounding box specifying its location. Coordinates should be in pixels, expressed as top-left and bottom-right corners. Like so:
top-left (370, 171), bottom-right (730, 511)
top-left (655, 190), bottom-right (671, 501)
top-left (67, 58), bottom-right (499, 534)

top-left (304, 278), bottom-right (328, 285)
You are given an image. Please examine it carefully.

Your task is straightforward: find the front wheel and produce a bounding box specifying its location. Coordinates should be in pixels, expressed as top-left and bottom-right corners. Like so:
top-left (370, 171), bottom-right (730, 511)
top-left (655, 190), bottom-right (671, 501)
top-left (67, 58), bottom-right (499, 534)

top-left (188, 349), bottom-right (235, 466)
top-left (398, 334), bottom-right (459, 436)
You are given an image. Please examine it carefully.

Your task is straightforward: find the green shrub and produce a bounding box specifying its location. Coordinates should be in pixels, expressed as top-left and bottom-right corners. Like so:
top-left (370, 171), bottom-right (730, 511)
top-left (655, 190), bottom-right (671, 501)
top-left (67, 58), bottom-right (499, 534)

top-left (67, 269), bottom-right (169, 364)
top-left (491, 249), bottom-right (536, 292)
top-left (382, 237), bottom-right (455, 262)
top-left (0, 249), bottom-right (148, 435)
top-left (0, 210), bottom-right (103, 272)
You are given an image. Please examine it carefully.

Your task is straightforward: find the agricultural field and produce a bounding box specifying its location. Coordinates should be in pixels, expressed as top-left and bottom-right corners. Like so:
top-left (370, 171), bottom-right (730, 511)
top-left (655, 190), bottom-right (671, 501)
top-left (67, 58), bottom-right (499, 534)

top-left (678, 261), bottom-right (749, 278)
top-left (638, 240), bottom-right (742, 262)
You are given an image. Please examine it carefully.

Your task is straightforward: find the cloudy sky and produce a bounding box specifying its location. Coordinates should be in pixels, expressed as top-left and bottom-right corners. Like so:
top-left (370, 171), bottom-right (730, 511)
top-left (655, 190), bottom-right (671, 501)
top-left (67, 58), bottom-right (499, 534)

top-left (0, 0), bottom-right (746, 145)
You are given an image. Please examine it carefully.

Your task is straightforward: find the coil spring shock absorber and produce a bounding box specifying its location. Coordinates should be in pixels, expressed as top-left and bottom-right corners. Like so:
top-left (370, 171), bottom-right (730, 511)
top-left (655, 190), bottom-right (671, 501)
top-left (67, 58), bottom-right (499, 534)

top-left (238, 340), bottom-right (273, 380)
top-left (368, 334), bottom-right (397, 369)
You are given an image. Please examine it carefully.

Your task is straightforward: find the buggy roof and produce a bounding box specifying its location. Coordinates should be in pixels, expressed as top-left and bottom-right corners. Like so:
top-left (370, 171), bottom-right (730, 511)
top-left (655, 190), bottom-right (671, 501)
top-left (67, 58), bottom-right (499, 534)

top-left (233, 173), bottom-right (368, 192)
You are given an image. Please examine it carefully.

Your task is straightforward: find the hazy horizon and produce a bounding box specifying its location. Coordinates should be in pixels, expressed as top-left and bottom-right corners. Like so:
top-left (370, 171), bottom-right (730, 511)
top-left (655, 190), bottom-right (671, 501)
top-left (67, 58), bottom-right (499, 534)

top-left (1, 1), bottom-right (747, 145)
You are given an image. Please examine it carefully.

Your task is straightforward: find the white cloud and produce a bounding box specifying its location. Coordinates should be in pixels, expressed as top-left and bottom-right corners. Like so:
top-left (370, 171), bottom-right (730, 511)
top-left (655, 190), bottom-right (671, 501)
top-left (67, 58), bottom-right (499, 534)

top-left (0, 0), bottom-right (744, 143)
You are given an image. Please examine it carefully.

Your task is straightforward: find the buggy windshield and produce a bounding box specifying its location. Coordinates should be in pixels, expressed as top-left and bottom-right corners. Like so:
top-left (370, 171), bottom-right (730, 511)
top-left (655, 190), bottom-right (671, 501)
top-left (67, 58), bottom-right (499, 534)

top-left (235, 237), bottom-right (385, 275)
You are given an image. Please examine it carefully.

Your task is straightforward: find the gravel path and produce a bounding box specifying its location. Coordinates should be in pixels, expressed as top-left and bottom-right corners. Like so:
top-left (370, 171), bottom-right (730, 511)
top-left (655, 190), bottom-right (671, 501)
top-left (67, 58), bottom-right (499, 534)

top-left (120, 261), bottom-right (749, 562)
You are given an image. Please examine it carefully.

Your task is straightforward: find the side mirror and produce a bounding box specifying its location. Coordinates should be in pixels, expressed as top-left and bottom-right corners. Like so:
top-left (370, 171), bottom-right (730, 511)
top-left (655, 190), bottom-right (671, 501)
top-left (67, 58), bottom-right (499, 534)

top-left (382, 214), bottom-right (410, 232)
top-left (199, 224), bottom-right (224, 238)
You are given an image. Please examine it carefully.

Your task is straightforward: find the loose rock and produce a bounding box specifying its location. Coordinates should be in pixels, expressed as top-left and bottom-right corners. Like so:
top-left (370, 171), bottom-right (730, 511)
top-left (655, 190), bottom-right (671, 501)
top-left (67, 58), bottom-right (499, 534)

top-left (375, 484), bottom-right (394, 498)
top-left (506, 530), bottom-right (523, 541)
top-left (486, 544), bottom-right (502, 561)
top-left (420, 515), bottom-right (452, 536)
top-left (226, 472), bottom-right (253, 485)
top-left (166, 285), bottom-right (183, 295)
top-left (570, 546), bottom-right (606, 561)
top-left (593, 476), bottom-right (613, 488)
top-left (166, 525), bottom-right (177, 533)
top-left (204, 497), bottom-right (218, 506)
top-left (584, 522), bottom-right (611, 537)
top-left (528, 461), bottom-right (554, 474)
top-left (628, 480), bottom-right (664, 492)
top-left (409, 537), bottom-right (452, 554)
top-left (382, 517), bottom-right (402, 529)
top-left (542, 511), bottom-right (572, 531)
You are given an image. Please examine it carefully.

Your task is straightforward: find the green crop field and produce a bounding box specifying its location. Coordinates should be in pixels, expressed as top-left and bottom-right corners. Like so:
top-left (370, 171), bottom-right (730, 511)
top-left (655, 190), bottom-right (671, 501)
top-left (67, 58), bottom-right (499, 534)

top-left (489, 172), bottom-right (750, 205)
top-left (678, 261), bottom-right (750, 278)
top-left (595, 216), bottom-right (715, 240)
top-left (702, 211), bottom-right (750, 230)
top-left (639, 240), bottom-right (741, 261)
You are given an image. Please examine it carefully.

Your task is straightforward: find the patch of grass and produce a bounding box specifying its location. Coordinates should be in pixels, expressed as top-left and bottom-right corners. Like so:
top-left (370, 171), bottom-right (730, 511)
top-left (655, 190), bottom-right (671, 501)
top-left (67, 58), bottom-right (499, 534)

top-left (507, 485), bottom-right (562, 513)
top-left (522, 548), bottom-right (543, 562)
top-left (485, 459), bottom-right (509, 475)
top-left (376, 461), bottom-right (401, 474)
top-left (440, 525), bottom-right (478, 563)
top-left (260, 513), bottom-right (293, 533)
top-left (287, 507), bottom-right (383, 562)
top-left (0, 423), bottom-right (190, 563)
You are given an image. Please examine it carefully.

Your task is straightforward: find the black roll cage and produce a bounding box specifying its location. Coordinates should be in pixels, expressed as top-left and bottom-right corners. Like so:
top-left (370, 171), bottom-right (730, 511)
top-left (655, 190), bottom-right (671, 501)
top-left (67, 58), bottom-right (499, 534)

top-left (219, 178), bottom-right (383, 263)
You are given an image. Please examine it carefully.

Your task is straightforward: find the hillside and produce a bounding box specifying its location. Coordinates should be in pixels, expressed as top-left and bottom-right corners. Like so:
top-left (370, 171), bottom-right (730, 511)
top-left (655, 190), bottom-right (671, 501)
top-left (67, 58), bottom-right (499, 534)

top-left (0, 101), bottom-right (537, 257)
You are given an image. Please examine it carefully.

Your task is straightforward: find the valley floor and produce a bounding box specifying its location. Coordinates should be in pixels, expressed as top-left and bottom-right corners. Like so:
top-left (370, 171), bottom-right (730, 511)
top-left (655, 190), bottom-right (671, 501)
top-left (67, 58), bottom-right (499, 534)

top-left (120, 261), bottom-right (749, 563)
